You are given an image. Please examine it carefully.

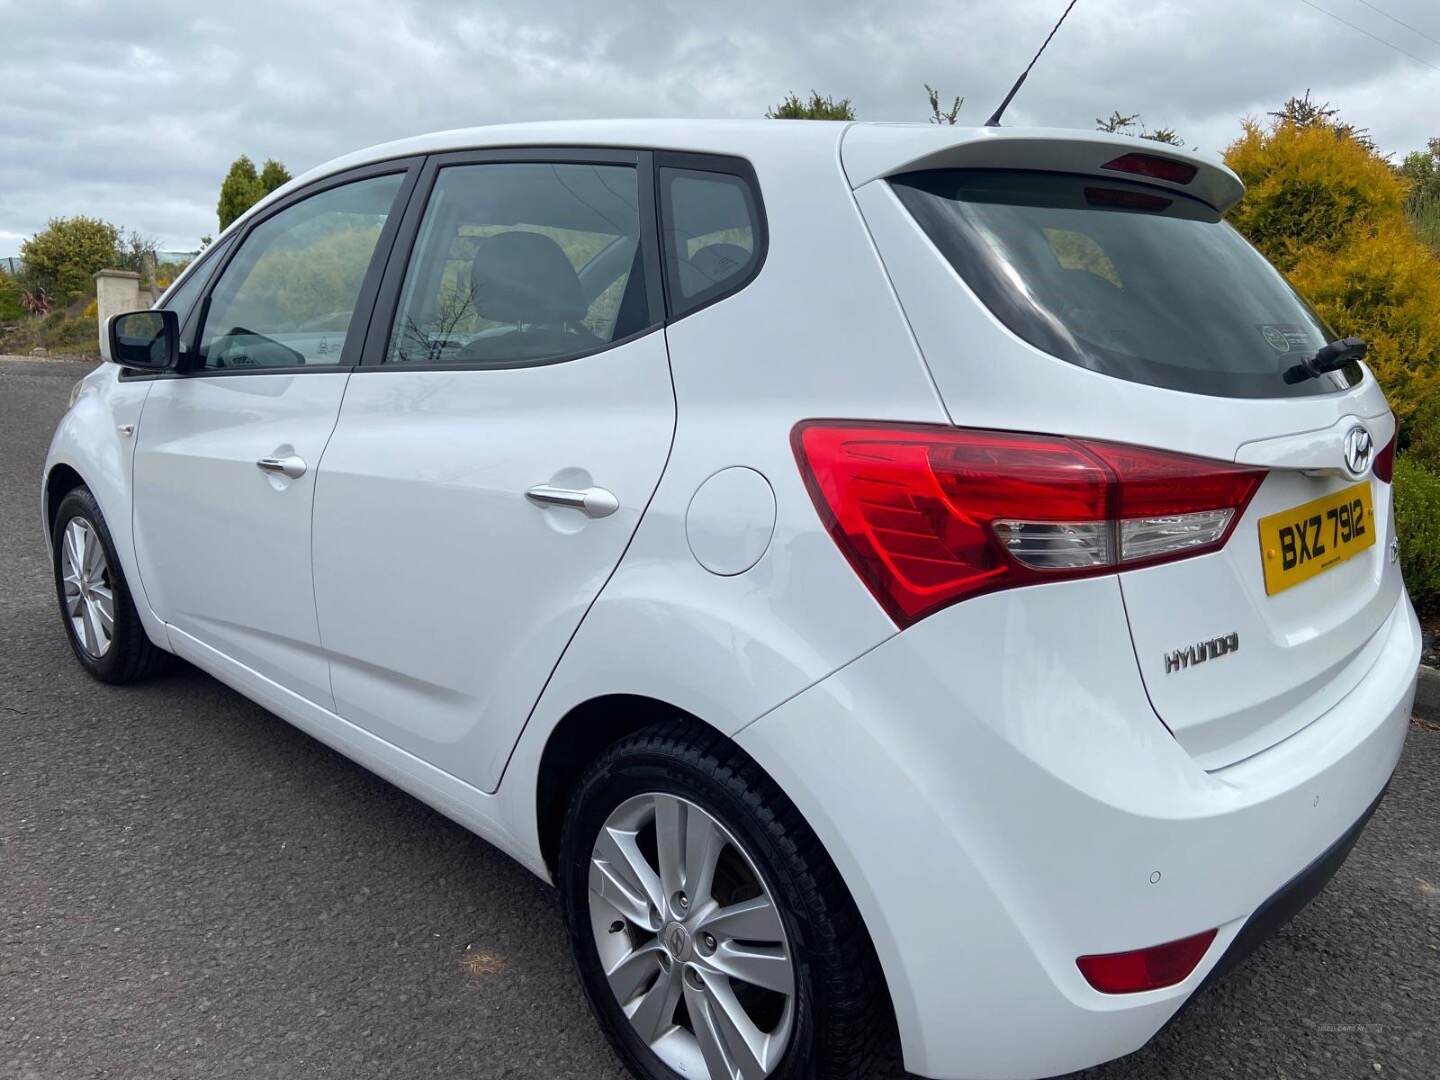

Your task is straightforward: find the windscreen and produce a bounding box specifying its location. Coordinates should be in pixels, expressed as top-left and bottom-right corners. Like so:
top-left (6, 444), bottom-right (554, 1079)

top-left (890, 169), bottom-right (1361, 398)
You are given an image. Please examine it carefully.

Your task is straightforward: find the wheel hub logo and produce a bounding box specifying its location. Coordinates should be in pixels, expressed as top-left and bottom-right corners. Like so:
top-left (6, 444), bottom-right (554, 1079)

top-left (666, 924), bottom-right (690, 958)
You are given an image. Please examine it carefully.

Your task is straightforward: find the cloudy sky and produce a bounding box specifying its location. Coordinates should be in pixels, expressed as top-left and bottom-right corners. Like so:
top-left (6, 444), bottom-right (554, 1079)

top-left (3, 0), bottom-right (1438, 253)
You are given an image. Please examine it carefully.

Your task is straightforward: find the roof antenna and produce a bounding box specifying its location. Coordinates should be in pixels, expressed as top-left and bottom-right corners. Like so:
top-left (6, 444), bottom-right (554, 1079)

top-left (985, 0), bottom-right (1082, 127)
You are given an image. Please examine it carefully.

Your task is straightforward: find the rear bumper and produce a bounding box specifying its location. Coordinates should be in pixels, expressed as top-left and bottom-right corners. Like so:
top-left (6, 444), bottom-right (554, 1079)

top-left (736, 577), bottom-right (1419, 1080)
top-left (1168, 779), bottom-right (1387, 1026)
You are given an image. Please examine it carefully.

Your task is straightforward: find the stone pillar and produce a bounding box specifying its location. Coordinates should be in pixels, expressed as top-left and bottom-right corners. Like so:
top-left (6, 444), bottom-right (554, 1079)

top-left (93, 269), bottom-right (143, 351)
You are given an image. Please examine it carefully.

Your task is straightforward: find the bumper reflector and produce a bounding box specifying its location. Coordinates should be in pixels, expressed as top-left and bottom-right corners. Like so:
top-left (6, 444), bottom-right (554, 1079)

top-left (1076, 929), bottom-right (1218, 994)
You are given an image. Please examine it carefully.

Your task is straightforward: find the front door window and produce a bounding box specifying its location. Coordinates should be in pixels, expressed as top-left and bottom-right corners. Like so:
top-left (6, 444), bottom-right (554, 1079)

top-left (199, 174), bottom-right (402, 370)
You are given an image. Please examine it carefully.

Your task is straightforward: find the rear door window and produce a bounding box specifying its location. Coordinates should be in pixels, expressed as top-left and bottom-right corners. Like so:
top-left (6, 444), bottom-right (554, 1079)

top-left (890, 169), bottom-right (1360, 398)
top-left (384, 162), bottom-right (651, 366)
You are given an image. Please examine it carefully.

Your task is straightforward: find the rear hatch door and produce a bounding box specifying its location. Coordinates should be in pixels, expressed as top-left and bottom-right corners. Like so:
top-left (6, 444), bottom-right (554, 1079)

top-left (1120, 418), bottom-right (1399, 769)
top-left (846, 128), bottom-right (1402, 769)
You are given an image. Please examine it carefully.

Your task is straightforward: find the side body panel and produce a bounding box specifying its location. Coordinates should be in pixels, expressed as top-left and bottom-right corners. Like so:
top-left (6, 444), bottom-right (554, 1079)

top-left (494, 129), bottom-right (949, 810)
top-left (42, 364), bottom-right (167, 647)
top-left (44, 128), bottom-right (934, 889)
top-left (132, 373), bottom-right (350, 708)
top-left (311, 331), bottom-right (676, 793)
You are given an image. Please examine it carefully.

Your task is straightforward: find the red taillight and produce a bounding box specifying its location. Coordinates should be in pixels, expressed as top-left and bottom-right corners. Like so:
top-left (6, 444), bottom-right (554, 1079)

top-left (793, 422), bottom-right (1266, 627)
top-left (1100, 152), bottom-right (1198, 186)
top-left (1373, 435), bottom-right (1395, 483)
top-left (1076, 929), bottom-right (1218, 994)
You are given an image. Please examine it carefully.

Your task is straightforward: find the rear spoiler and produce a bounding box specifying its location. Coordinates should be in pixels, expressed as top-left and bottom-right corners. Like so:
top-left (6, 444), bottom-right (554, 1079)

top-left (840, 124), bottom-right (1245, 213)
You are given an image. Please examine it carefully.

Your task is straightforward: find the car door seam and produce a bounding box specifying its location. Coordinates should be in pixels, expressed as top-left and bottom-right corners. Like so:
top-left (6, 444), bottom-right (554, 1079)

top-left (488, 326), bottom-right (682, 794)
top-left (310, 367), bottom-right (359, 709)
top-left (126, 379), bottom-right (165, 637)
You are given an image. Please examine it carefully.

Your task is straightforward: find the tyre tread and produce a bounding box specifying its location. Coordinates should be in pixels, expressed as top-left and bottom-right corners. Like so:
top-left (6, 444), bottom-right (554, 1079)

top-left (52, 486), bottom-right (170, 685)
top-left (564, 717), bottom-right (897, 1080)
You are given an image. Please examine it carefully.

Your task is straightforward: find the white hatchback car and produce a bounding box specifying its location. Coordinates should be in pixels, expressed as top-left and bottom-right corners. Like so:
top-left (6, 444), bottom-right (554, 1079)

top-left (45, 120), bottom-right (1420, 1080)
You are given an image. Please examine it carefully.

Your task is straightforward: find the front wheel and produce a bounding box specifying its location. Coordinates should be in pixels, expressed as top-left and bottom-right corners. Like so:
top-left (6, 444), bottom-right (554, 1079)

top-left (559, 721), bottom-right (893, 1080)
top-left (51, 485), bottom-right (168, 684)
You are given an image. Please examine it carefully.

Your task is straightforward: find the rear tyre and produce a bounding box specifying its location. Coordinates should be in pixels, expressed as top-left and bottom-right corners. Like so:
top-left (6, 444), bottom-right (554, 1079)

top-left (559, 720), bottom-right (893, 1080)
top-left (51, 486), bottom-right (168, 684)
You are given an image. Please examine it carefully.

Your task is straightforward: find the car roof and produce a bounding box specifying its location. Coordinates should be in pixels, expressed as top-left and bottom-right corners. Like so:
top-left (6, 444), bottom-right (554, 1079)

top-left (235, 120), bottom-right (1243, 241)
top-left (287, 119), bottom-right (850, 187)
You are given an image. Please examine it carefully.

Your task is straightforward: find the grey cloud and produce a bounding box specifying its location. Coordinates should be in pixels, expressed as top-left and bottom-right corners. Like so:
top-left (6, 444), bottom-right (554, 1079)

top-left (2, 0), bottom-right (1437, 250)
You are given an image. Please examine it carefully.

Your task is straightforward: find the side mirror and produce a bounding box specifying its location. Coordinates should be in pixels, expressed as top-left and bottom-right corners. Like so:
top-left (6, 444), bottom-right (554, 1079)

top-left (104, 310), bottom-right (179, 371)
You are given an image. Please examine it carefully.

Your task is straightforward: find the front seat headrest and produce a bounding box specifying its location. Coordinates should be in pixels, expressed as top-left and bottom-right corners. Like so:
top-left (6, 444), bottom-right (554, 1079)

top-left (470, 231), bottom-right (587, 325)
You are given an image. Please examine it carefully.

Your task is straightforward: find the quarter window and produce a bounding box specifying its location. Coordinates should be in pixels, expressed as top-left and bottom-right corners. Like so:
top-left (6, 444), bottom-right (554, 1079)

top-left (197, 174), bottom-right (402, 370)
top-left (659, 166), bottom-right (761, 317)
top-left (385, 162), bottom-right (650, 366)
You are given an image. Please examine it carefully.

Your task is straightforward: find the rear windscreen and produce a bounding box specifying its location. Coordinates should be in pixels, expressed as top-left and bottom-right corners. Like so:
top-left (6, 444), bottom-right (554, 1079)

top-left (890, 169), bottom-right (1361, 398)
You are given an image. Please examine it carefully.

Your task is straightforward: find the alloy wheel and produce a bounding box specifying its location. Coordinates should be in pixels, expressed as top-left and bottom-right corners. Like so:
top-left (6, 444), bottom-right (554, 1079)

top-left (60, 518), bottom-right (114, 658)
top-left (589, 792), bottom-right (796, 1080)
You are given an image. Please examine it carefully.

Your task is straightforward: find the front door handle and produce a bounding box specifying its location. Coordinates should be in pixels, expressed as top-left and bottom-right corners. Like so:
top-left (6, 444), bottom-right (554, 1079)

top-left (256, 455), bottom-right (307, 479)
top-left (525, 484), bottom-right (619, 519)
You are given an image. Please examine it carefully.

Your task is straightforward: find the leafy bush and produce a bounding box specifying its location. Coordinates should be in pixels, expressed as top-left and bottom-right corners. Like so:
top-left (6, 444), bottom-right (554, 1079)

top-left (46, 314), bottom-right (97, 348)
top-left (1401, 140), bottom-right (1440, 251)
top-left (1406, 390), bottom-right (1440, 475)
top-left (1095, 109), bottom-right (1183, 146)
top-left (1409, 190), bottom-right (1440, 253)
top-left (765, 91), bottom-right (855, 120)
top-left (0, 305), bottom-right (100, 357)
top-left (1283, 227), bottom-right (1440, 432)
top-left (217, 155), bottom-right (293, 230)
top-left (115, 228), bottom-right (158, 275)
top-left (258, 159), bottom-right (292, 195)
top-left (154, 259), bottom-right (193, 291)
top-left (19, 216), bottom-right (119, 305)
top-left (0, 271), bottom-right (23, 321)
top-left (1394, 455), bottom-right (1440, 615)
top-left (1267, 89), bottom-right (1374, 151)
top-left (1225, 119), bottom-right (1404, 271)
top-left (1400, 138), bottom-right (1440, 209)
top-left (217, 156), bottom-right (261, 232)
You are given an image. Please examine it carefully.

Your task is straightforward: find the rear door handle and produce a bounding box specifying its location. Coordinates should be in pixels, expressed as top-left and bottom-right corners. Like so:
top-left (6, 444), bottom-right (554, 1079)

top-left (256, 455), bottom-right (307, 479)
top-left (525, 484), bottom-right (619, 519)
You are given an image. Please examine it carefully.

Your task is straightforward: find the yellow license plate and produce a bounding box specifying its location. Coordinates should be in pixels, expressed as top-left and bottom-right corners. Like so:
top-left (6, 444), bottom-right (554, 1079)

top-left (1258, 482), bottom-right (1375, 596)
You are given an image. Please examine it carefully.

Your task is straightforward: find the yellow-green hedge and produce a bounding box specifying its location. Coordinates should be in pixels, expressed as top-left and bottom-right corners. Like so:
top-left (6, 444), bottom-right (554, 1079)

top-left (1226, 120), bottom-right (1407, 269)
top-left (1285, 227), bottom-right (1440, 438)
top-left (1394, 455), bottom-right (1440, 615)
